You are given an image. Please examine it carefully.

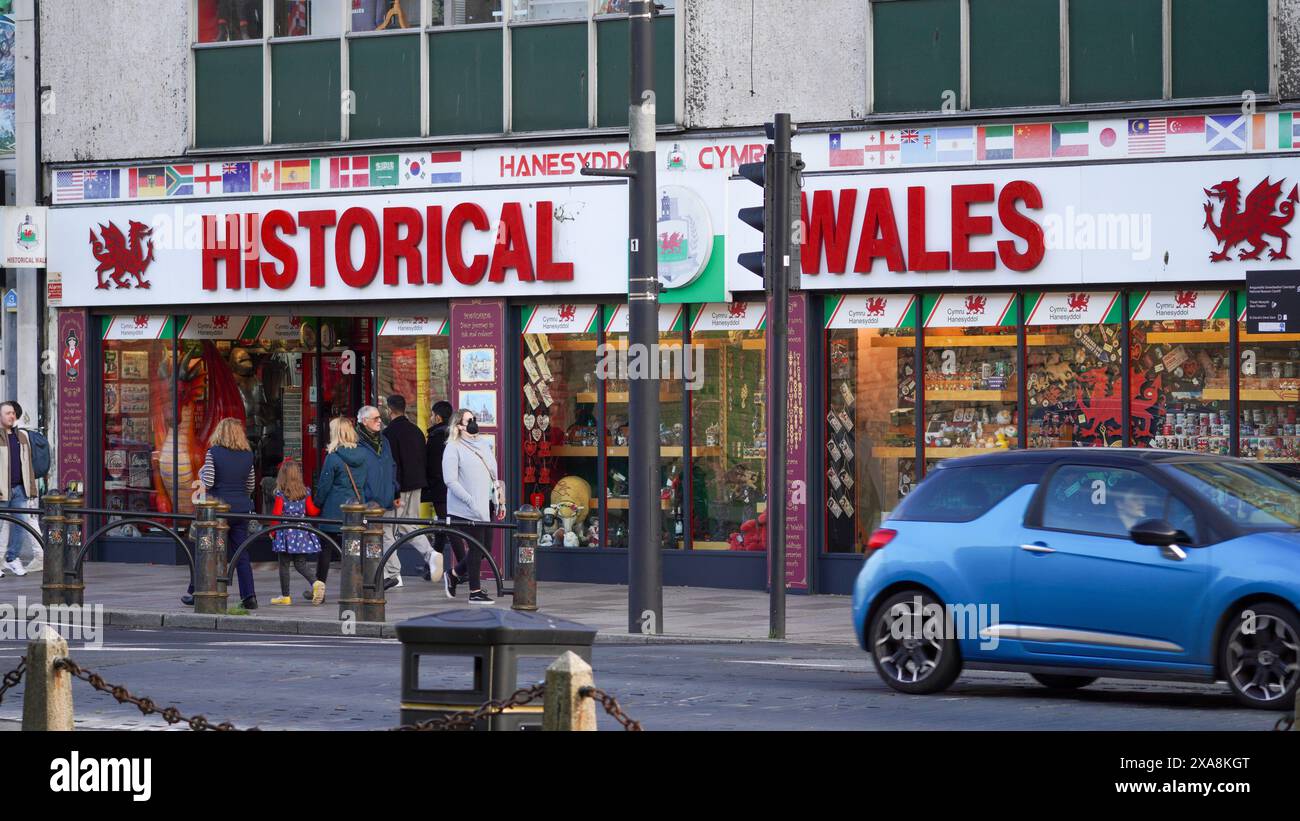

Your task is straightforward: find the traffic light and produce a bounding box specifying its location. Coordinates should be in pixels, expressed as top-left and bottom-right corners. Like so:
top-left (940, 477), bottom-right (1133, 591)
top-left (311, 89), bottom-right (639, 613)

top-left (736, 116), bottom-right (803, 292)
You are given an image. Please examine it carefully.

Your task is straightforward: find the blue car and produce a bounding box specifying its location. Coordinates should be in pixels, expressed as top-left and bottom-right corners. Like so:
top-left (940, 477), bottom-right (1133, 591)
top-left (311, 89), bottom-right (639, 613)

top-left (851, 450), bottom-right (1300, 709)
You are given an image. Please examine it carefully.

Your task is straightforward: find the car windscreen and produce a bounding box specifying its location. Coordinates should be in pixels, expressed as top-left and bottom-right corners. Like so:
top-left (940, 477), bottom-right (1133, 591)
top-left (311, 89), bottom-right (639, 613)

top-left (889, 463), bottom-right (1044, 523)
top-left (1163, 461), bottom-right (1300, 530)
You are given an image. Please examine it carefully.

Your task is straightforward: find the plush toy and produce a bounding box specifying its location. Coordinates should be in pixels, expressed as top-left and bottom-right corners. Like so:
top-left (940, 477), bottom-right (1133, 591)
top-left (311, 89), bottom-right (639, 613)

top-left (740, 519), bottom-right (762, 551)
top-left (563, 531), bottom-right (580, 547)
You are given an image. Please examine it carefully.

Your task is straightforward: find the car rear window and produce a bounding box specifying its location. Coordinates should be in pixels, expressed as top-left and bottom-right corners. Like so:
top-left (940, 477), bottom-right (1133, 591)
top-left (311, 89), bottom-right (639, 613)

top-left (889, 463), bottom-right (1044, 523)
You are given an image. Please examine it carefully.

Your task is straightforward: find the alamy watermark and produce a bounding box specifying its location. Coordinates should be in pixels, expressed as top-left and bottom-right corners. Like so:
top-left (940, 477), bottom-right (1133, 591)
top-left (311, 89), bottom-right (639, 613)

top-left (888, 596), bottom-right (1001, 650)
top-left (596, 342), bottom-right (705, 390)
top-left (1040, 207), bottom-right (1153, 261)
top-left (0, 596), bottom-right (104, 649)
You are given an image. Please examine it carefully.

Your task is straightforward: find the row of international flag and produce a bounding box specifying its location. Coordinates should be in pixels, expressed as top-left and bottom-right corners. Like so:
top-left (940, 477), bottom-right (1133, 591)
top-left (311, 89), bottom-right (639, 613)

top-left (54, 151), bottom-right (465, 203)
top-left (829, 111), bottom-right (1300, 168)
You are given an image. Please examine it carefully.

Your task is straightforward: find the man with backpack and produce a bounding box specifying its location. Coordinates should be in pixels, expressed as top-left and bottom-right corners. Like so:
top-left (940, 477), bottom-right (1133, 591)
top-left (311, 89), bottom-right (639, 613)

top-left (0, 400), bottom-right (44, 576)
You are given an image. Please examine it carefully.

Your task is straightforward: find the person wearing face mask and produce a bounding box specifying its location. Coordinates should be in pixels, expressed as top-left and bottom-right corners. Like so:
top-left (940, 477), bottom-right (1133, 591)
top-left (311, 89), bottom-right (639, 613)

top-left (441, 408), bottom-right (504, 604)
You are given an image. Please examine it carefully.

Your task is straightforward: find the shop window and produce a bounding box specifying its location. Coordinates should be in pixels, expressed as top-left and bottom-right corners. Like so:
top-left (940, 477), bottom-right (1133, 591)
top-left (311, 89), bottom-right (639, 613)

top-left (1068, 0), bottom-right (1162, 104)
top-left (595, 15), bottom-right (675, 127)
top-left (596, 0), bottom-right (674, 13)
top-left (274, 0), bottom-right (344, 37)
top-left (101, 318), bottom-right (177, 523)
top-left (349, 33), bottom-right (421, 139)
top-left (969, 0), bottom-right (1059, 109)
top-left (1128, 290), bottom-right (1232, 454)
top-left (376, 318), bottom-right (452, 515)
top-left (1024, 292), bottom-right (1124, 448)
top-left (871, 0), bottom-right (960, 114)
top-left (1171, 0), bottom-right (1268, 99)
top-left (194, 45), bottom-right (263, 148)
top-left (429, 23), bottom-right (504, 135)
top-left (521, 306), bottom-right (601, 549)
top-left (689, 304), bottom-right (767, 551)
top-left (824, 295), bottom-right (917, 554)
top-left (272, 38), bottom-right (343, 143)
top-left (351, 0), bottom-right (421, 30)
top-left (510, 19), bottom-right (587, 131)
top-left (602, 305), bottom-right (687, 550)
top-left (1237, 294), bottom-right (1300, 466)
top-left (921, 293), bottom-right (1019, 473)
top-left (511, 0), bottom-right (585, 21)
top-left (197, 0), bottom-right (265, 41)
top-left (433, 0), bottom-right (503, 25)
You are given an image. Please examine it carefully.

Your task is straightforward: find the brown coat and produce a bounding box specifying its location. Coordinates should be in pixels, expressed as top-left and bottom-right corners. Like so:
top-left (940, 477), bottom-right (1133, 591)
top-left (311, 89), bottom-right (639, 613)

top-left (0, 429), bottom-right (38, 502)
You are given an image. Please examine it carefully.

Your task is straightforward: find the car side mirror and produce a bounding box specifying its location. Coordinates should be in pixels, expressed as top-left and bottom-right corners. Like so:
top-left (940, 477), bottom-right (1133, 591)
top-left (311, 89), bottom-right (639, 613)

top-left (1129, 518), bottom-right (1192, 547)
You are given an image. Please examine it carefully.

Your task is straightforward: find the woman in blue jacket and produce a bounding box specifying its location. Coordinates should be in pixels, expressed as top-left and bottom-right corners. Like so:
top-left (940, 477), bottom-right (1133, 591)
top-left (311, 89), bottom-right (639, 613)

top-left (309, 416), bottom-right (369, 601)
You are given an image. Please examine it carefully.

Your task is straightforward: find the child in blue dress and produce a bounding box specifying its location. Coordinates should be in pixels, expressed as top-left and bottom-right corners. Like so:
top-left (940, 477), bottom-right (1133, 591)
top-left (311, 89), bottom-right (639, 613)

top-left (269, 459), bottom-right (325, 606)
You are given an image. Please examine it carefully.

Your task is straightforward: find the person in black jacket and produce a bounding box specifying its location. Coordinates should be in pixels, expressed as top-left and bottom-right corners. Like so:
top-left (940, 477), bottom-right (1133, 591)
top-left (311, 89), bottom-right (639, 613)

top-left (422, 400), bottom-right (454, 581)
top-left (382, 394), bottom-right (438, 584)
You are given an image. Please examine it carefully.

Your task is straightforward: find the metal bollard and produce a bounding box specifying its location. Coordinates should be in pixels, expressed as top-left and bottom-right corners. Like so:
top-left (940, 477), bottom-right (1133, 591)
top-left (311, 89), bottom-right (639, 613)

top-left (61, 494), bottom-right (85, 606)
top-left (215, 503), bottom-right (232, 611)
top-left (192, 501), bottom-right (223, 615)
top-left (337, 503), bottom-right (366, 622)
top-left (512, 507), bottom-right (540, 611)
top-left (39, 494), bottom-right (66, 608)
top-left (361, 504), bottom-right (386, 623)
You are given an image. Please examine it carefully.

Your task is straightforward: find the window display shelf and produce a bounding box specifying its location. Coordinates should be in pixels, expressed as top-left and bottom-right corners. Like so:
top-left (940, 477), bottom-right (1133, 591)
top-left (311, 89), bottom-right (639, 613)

top-left (545, 339), bottom-right (599, 351)
top-left (692, 541), bottom-right (733, 551)
top-left (921, 336), bottom-right (1018, 348)
top-left (579, 390), bottom-right (682, 404)
top-left (1241, 332), bottom-right (1300, 342)
top-left (1025, 334), bottom-right (1085, 346)
top-left (691, 337), bottom-right (766, 351)
top-left (872, 446), bottom-right (1005, 458)
top-left (868, 336), bottom-right (919, 348)
top-left (604, 497), bottom-right (673, 510)
top-left (606, 445), bottom-right (723, 458)
top-left (549, 445), bottom-right (598, 456)
top-left (923, 389), bottom-right (1019, 402)
top-left (1203, 388), bottom-right (1300, 402)
top-left (1145, 331), bottom-right (1228, 344)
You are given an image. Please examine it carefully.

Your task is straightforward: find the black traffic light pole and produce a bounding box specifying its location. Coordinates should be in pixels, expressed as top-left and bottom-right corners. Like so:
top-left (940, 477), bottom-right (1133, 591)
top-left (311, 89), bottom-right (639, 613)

top-left (738, 114), bottom-right (801, 640)
top-left (582, 0), bottom-right (662, 635)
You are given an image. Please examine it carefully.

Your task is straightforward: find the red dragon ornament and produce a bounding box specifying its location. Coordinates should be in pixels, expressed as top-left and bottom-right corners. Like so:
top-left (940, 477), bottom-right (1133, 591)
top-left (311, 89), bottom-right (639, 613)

top-left (1203, 177), bottom-right (1298, 262)
top-left (90, 220), bottom-right (155, 289)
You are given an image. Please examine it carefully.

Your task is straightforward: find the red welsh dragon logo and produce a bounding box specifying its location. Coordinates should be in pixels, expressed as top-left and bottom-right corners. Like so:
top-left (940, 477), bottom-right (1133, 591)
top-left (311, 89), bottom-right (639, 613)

top-left (558, 304), bottom-right (577, 322)
top-left (211, 316), bottom-right (230, 330)
top-left (1203, 177), bottom-right (1298, 261)
top-left (864, 297), bottom-right (887, 316)
top-left (658, 231), bottom-right (684, 254)
top-left (728, 303), bottom-right (748, 318)
top-left (1174, 290), bottom-right (1198, 309)
top-left (964, 295), bottom-right (987, 314)
top-left (1067, 292), bottom-right (1090, 311)
top-left (90, 220), bottom-right (155, 290)
top-left (133, 315), bottom-right (150, 329)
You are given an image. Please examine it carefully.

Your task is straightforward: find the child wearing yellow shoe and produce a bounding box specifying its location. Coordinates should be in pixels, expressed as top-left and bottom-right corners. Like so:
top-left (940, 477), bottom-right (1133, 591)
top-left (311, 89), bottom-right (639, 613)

top-left (269, 459), bottom-right (326, 606)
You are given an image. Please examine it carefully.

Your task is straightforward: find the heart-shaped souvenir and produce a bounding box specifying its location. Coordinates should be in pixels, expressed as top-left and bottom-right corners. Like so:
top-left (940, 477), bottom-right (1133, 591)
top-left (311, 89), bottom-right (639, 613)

top-left (539, 467), bottom-right (552, 484)
top-left (539, 440), bottom-right (551, 456)
top-left (530, 492), bottom-right (546, 509)
top-left (539, 414), bottom-right (551, 431)
top-left (523, 413), bottom-right (536, 430)
top-left (523, 466), bottom-right (536, 483)
top-left (524, 440), bottom-right (537, 456)
top-left (531, 428), bottom-right (543, 442)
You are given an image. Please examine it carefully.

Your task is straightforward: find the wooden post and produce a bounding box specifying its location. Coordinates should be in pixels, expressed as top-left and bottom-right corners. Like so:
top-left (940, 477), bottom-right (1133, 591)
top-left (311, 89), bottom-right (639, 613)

top-left (22, 626), bottom-right (73, 731)
top-left (542, 651), bottom-right (597, 731)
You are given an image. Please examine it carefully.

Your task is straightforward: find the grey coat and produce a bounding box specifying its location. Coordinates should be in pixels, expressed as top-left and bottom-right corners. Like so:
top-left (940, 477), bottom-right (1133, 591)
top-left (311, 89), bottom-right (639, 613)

top-left (441, 435), bottom-right (498, 521)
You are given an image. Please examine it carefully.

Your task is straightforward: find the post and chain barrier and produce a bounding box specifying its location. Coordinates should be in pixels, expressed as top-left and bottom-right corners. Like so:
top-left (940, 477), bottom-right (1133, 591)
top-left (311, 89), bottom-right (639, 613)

top-left (51, 657), bottom-right (247, 731)
top-left (0, 658), bottom-right (26, 704)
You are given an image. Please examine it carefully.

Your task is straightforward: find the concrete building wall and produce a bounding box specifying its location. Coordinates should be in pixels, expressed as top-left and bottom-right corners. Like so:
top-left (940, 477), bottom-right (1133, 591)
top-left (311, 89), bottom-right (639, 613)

top-left (684, 0), bottom-right (866, 129)
top-left (39, 0), bottom-right (190, 163)
top-left (1279, 0), bottom-right (1300, 100)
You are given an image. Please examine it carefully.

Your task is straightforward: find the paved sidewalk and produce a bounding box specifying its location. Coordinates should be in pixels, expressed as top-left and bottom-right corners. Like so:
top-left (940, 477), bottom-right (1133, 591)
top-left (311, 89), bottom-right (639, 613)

top-left (0, 562), bottom-right (855, 645)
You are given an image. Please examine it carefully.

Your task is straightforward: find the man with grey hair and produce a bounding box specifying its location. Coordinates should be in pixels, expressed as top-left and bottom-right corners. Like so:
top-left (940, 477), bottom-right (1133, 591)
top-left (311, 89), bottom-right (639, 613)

top-left (356, 405), bottom-right (403, 589)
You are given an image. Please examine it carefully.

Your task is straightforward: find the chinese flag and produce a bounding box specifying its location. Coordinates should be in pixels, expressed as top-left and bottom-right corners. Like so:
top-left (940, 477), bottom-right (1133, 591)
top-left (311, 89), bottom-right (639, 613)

top-left (1013, 123), bottom-right (1051, 159)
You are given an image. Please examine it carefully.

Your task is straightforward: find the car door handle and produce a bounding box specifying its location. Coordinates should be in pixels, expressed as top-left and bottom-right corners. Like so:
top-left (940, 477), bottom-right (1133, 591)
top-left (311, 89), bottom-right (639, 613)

top-left (1020, 543), bottom-right (1056, 554)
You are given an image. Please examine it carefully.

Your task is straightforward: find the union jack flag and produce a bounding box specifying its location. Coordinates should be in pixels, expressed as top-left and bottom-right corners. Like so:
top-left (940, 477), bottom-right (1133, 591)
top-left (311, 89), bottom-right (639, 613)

top-left (900, 129), bottom-right (921, 144)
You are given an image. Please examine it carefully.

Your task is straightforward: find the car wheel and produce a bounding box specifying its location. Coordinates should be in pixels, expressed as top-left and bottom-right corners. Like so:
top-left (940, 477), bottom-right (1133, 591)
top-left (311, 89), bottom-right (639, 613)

top-left (1220, 602), bottom-right (1300, 710)
top-left (869, 590), bottom-right (962, 695)
top-left (1031, 674), bottom-right (1097, 690)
